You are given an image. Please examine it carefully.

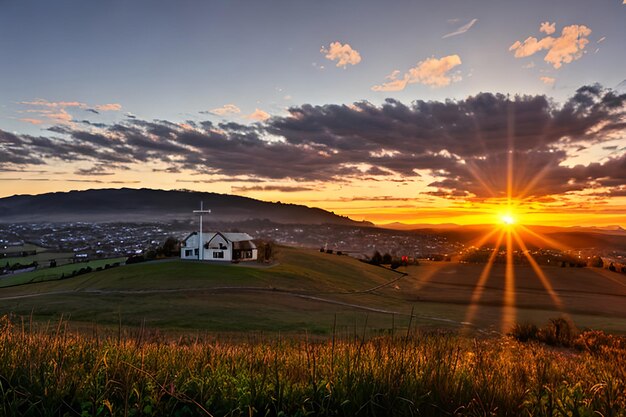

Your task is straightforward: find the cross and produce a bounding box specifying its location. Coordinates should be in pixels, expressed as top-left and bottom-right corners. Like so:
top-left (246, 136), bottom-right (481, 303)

top-left (193, 201), bottom-right (211, 260)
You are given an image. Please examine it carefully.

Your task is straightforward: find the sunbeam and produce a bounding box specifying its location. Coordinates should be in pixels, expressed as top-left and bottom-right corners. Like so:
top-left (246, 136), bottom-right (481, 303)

top-left (464, 229), bottom-right (506, 328)
top-left (518, 224), bottom-right (571, 252)
top-left (512, 229), bottom-right (565, 311)
top-left (468, 227), bottom-right (500, 249)
top-left (502, 228), bottom-right (517, 332)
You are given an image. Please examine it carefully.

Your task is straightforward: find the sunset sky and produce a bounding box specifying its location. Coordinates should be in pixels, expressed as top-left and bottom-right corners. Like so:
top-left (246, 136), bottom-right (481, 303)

top-left (1, 0), bottom-right (625, 227)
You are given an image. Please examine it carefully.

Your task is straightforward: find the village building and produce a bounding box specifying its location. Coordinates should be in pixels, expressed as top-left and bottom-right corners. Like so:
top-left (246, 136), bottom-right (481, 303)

top-left (180, 231), bottom-right (258, 262)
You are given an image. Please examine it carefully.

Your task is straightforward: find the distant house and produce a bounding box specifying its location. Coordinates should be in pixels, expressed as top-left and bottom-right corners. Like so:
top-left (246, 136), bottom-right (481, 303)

top-left (180, 232), bottom-right (258, 262)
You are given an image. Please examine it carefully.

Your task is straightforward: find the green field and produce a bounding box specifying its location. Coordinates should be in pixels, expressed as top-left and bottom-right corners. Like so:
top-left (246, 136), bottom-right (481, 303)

top-left (1, 246), bottom-right (625, 334)
top-left (1, 244), bottom-right (73, 264)
top-left (0, 243), bottom-right (40, 253)
top-left (0, 257), bottom-right (127, 288)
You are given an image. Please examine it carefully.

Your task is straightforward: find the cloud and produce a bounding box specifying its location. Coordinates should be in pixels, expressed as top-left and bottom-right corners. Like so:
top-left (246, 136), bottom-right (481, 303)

top-left (320, 41), bottom-right (362, 68)
top-left (540, 76), bottom-right (556, 85)
top-left (202, 104), bottom-right (241, 116)
top-left (17, 99), bottom-right (122, 126)
top-left (442, 18), bottom-right (478, 38)
top-left (372, 55), bottom-right (462, 91)
top-left (540, 21), bottom-right (556, 35)
top-left (94, 103), bottom-right (122, 112)
top-left (247, 108), bottom-right (271, 121)
top-left (74, 165), bottom-right (116, 176)
top-left (509, 24), bottom-right (592, 68)
top-left (2, 84), bottom-right (625, 201)
top-left (19, 99), bottom-right (86, 108)
top-left (18, 118), bottom-right (44, 125)
top-left (231, 185), bottom-right (315, 193)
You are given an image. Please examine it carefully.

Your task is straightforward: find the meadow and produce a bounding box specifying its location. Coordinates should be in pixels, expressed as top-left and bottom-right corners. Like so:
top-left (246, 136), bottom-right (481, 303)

top-left (0, 257), bottom-right (127, 288)
top-left (1, 244), bottom-right (75, 268)
top-left (1, 246), bottom-right (625, 415)
top-left (0, 316), bottom-right (624, 417)
top-left (0, 246), bottom-right (625, 333)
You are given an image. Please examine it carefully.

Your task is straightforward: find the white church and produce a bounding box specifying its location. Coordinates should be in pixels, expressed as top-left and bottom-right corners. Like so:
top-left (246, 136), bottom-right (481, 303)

top-left (180, 231), bottom-right (258, 262)
top-left (180, 203), bottom-right (258, 262)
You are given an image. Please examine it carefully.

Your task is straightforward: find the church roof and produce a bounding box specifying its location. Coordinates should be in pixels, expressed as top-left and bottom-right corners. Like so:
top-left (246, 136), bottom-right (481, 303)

top-left (221, 232), bottom-right (254, 242)
top-left (184, 231), bottom-right (255, 245)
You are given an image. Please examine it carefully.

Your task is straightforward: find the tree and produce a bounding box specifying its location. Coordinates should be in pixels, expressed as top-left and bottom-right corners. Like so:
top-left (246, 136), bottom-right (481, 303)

top-left (370, 251), bottom-right (382, 266)
top-left (161, 237), bottom-right (180, 257)
top-left (589, 256), bottom-right (603, 268)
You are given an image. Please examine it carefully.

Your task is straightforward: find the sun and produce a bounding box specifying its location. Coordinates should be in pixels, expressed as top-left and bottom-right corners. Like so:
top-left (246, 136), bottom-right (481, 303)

top-left (501, 214), bottom-right (516, 225)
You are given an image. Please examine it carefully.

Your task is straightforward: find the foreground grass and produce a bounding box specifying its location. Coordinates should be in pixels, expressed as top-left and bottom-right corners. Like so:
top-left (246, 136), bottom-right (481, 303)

top-left (1, 318), bottom-right (624, 416)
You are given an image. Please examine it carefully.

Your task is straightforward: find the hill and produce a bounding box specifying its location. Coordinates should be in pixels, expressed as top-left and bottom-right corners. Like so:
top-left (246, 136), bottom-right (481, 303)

top-left (1, 246), bottom-right (625, 334)
top-left (0, 188), bottom-right (372, 225)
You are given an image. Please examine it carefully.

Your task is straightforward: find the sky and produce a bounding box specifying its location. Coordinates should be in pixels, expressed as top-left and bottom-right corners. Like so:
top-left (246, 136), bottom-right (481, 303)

top-left (1, 0), bottom-right (625, 227)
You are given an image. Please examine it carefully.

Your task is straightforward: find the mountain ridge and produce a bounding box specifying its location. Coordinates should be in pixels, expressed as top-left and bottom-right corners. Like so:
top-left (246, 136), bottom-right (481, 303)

top-left (0, 188), bottom-right (373, 226)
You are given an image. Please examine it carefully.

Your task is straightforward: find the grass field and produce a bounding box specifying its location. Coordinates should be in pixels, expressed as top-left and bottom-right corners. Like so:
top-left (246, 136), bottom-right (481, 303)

top-left (1, 246), bottom-right (626, 416)
top-left (1, 244), bottom-right (74, 267)
top-left (0, 257), bottom-right (127, 288)
top-left (3, 251), bottom-right (75, 266)
top-left (0, 243), bottom-right (40, 253)
top-left (0, 246), bottom-right (625, 334)
top-left (0, 318), bottom-right (624, 417)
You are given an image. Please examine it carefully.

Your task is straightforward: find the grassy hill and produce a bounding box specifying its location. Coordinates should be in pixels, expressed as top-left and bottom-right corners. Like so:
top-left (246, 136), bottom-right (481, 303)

top-left (1, 246), bottom-right (625, 334)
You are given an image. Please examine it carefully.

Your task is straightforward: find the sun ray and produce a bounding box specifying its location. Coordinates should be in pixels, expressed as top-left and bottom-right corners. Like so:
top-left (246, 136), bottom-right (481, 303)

top-left (467, 226), bottom-right (500, 249)
top-left (588, 267), bottom-right (626, 289)
top-left (412, 261), bottom-right (455, 292)
top-left (464, 160), bottom-right (499, 198)
top-left (518, 224), bottom-right (571, 252)
top-left (502, 228), bottom-right (516, 333)
top-left (512, 229), bottom-right (565, 310)
top-left (506, 99), bottom-right (515, 208)
top-left (515, 162), bottom-right (554, 201)
top-left (464, 229), bottom-right (506, 328)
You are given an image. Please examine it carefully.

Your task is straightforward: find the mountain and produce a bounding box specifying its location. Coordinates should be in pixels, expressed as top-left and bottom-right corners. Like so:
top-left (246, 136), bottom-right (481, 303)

top-left (0, 188), bottom-right (373, 226)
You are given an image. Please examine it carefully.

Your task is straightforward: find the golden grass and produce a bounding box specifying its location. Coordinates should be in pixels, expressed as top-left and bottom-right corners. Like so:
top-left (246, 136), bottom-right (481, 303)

top-left (1, 315), bottom-right (624, 416)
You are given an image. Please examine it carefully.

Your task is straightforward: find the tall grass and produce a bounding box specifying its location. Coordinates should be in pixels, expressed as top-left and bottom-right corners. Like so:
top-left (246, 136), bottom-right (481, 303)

top-left (0, 315), bottom-right (624, 416)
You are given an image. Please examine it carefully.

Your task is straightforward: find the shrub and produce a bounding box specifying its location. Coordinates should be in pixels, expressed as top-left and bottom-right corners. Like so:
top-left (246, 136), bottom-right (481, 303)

top-left (538, 317), bottom-right (578, 347)
top-left (573, 330), bottom-right (625, 353)
top-left (510, 322), bottom-right (539, 342)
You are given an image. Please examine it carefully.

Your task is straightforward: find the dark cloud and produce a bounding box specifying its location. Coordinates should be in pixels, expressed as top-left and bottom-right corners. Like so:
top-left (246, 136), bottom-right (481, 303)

top-left (1, 84), bottom-right (624, 199)
top-left (74, 165), bottom-right (116, 176)
top-left (231, 185), bottom-right (316, 193)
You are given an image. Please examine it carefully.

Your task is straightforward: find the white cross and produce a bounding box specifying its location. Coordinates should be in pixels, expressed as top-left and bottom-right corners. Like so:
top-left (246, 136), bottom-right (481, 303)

top-left (193, 201), bottom-right (211, 260)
